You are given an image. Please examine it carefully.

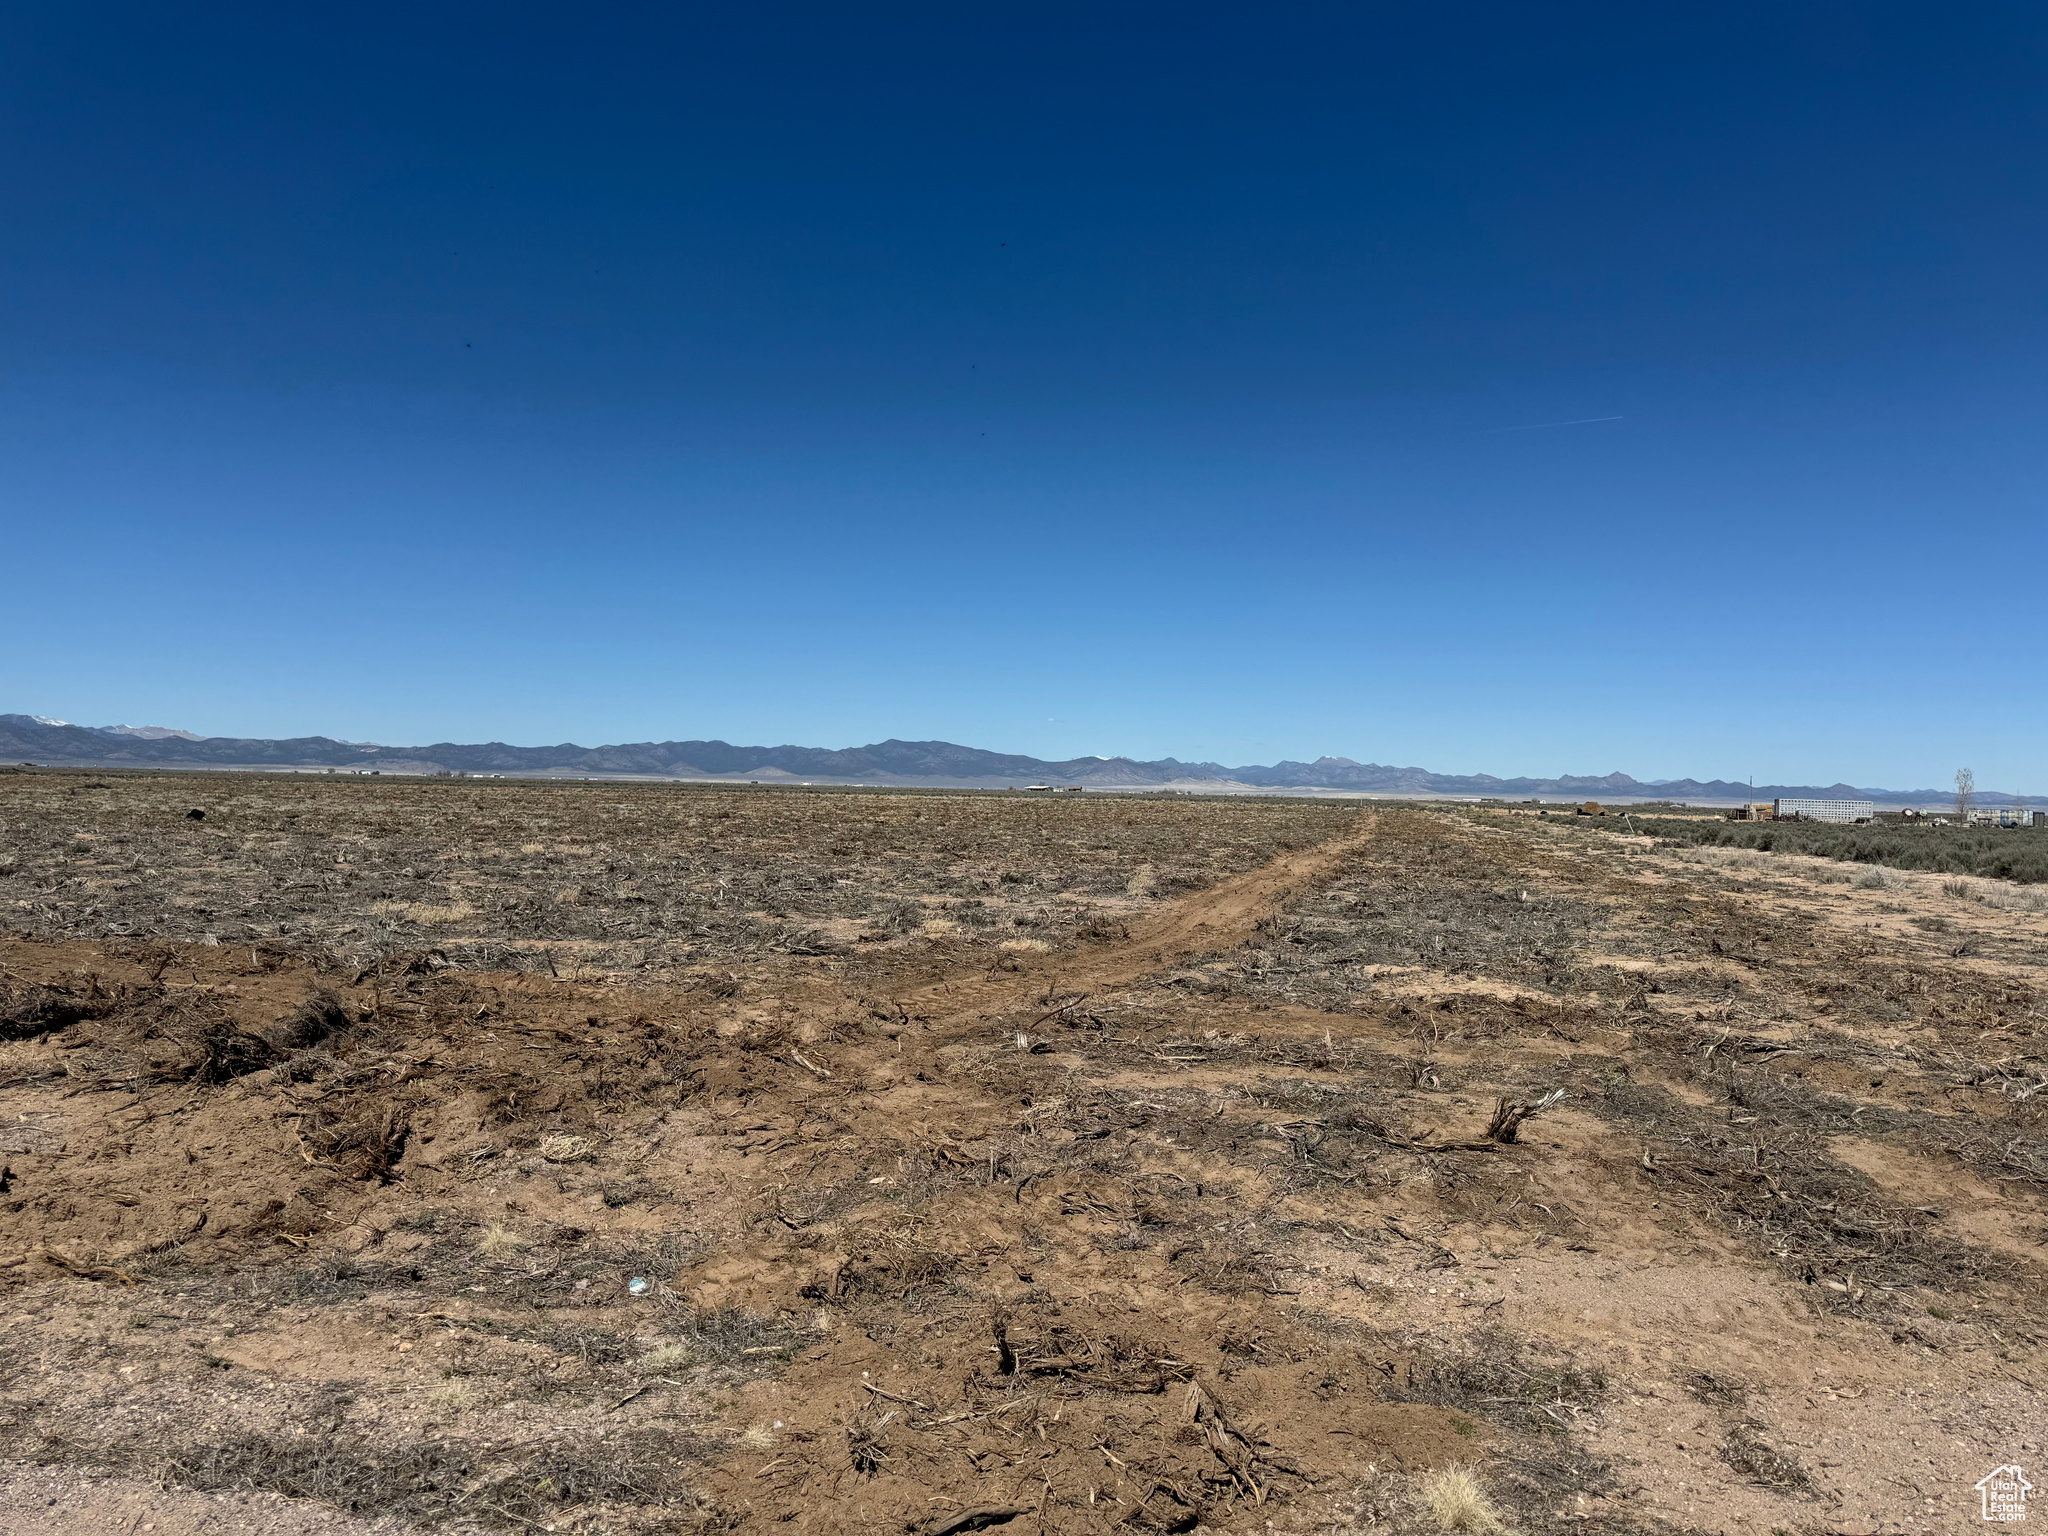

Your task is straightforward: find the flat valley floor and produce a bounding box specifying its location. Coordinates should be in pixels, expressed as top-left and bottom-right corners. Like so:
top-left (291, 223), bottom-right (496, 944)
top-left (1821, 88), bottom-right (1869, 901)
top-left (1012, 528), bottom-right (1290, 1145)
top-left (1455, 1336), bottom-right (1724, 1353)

top-left (0, 774), bottom-right (2042, 1535)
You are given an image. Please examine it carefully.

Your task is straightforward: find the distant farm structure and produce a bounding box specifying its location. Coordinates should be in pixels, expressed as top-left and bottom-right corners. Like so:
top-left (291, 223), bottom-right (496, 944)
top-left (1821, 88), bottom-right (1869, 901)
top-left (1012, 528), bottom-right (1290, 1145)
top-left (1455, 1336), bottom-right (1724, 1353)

top-left (1967, 806), bottom-right (2037, 828)
top-left (1773, 798), bottom-right (1877, 824)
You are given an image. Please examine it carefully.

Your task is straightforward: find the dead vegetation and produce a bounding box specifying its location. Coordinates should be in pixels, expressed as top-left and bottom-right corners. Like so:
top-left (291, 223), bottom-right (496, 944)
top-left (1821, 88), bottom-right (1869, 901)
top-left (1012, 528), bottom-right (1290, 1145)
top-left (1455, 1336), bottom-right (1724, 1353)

top-left (47, 1423), bottom-right (718, 1533)
top-left (0, 776), bottom-right (2043, 1535)
top-left (0, 773), bottom-right (1352, 982)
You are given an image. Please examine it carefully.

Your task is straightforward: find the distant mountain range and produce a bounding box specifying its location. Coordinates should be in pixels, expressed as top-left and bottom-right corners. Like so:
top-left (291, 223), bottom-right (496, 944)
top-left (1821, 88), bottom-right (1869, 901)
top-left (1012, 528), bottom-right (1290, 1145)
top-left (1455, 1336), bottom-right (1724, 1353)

top-left (3, 714), bottom-right (2037, 806)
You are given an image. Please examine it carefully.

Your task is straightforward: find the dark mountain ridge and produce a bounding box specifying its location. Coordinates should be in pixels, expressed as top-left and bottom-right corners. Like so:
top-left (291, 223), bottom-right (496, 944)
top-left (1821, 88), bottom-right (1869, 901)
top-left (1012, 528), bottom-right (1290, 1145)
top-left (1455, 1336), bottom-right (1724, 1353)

top-left (2, 714), bottom-right (2036, 805)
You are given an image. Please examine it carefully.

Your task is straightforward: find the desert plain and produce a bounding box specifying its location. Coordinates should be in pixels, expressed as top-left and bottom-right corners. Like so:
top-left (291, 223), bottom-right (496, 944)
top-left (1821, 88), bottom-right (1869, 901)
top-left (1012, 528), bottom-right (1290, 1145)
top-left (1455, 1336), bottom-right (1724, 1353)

top-left (0, 771), bottom-right (2041, 1535)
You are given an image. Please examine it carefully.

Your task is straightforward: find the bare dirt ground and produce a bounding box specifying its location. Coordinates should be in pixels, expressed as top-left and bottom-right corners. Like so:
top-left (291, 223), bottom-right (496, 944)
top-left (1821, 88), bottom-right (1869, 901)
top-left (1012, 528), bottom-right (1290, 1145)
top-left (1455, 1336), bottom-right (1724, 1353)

top-left (0, 774), bottom-right (2042, 1535)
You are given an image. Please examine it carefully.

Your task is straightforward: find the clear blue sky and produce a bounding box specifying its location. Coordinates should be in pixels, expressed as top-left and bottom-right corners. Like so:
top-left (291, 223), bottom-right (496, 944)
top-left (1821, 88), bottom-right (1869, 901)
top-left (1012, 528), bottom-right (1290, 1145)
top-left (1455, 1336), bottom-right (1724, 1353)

top-left (5, 3), bottom-right (2045, 789)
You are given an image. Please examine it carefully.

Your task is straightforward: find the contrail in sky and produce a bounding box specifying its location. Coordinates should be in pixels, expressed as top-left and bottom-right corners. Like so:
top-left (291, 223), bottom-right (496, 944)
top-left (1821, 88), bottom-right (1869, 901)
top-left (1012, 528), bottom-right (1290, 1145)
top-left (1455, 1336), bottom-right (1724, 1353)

top-left (1487, 415), bottom-right (1625, 432)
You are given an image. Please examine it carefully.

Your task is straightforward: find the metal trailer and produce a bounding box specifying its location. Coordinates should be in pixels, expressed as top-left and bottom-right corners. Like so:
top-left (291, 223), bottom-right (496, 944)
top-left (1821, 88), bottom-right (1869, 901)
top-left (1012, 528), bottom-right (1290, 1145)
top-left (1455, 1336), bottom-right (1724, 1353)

top-left (1772, 798), bottom-right (1878, 824)
top-left (1967, 807), bottom-right (2037, 828)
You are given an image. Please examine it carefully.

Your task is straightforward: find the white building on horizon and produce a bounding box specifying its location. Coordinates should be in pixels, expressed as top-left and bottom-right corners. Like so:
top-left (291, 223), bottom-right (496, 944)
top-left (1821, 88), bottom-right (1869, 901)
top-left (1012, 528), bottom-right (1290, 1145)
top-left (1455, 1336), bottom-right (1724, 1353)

top-left (1773, 798), bottom-right (1877, 823)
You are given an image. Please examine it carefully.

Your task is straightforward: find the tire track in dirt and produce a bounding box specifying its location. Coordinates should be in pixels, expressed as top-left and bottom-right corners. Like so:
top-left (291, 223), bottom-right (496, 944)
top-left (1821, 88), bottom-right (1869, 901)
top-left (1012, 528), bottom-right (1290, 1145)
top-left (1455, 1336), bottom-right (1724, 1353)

top-left (887, 812), bottom-right (1378, 1031)
top-left (1081, 814), bottom-right (1379, 987)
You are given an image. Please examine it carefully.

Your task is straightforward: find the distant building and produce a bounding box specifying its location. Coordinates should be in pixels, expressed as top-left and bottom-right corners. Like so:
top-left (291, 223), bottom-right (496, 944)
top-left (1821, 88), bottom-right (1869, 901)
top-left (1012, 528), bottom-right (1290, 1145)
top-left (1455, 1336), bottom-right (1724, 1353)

top-left (1773, 798), bottom-right (1876, 823)
top-left (1967, 807), bottom-right (2037, 828)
